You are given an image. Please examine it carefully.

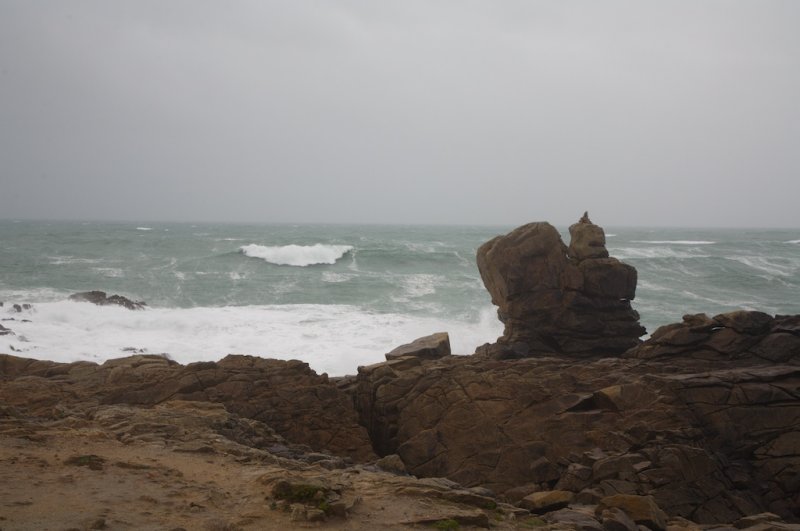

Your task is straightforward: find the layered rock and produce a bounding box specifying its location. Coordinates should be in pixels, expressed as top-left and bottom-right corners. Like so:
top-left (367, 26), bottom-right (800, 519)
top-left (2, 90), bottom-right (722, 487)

top-left (0, 353), bottom-right (375, 462)
top-left (625, 310), bottom-right (800, 364)
top-left (476, 214), bottom-right (645, 358)
top-left (352, 315), bottom-right (800, 523)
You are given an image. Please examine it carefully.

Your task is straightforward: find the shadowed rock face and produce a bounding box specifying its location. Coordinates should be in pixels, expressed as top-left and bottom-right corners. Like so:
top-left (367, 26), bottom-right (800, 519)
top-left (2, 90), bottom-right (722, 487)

top-left (476, 215), bottom-right (645, 358)
top-left (353, 313), bottom-right (800, 523)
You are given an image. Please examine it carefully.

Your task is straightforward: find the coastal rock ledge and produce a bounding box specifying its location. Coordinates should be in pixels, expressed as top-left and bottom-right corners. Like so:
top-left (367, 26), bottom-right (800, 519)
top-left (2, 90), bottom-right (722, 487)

top-left (476, 213), bottom-right (646, 359)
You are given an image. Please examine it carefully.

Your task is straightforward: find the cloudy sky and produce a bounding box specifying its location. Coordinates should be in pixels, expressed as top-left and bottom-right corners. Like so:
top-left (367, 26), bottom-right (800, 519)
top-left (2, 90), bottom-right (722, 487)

top-left (1, 1), bottom-right (798, 227)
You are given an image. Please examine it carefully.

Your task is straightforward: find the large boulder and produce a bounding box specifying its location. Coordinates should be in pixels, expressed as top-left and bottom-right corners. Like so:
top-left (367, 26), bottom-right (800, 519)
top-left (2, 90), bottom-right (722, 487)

top-left (385, 332), bottom-right (451, 361)
top-left (69, 290), bottom-right (146, 310)
top-left (476, 214), bottom-right (645, 358)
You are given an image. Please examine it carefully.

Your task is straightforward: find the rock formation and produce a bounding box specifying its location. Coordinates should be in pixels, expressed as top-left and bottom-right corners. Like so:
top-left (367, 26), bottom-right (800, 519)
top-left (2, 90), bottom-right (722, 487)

top-left (352, 310), bottom-right (800, 523)
top-left (476, 214), bottom-right (645, 359)
top-left (69, 290), bottom-right (147, 310)
top-left (0, 353), bottom-right (375, 462)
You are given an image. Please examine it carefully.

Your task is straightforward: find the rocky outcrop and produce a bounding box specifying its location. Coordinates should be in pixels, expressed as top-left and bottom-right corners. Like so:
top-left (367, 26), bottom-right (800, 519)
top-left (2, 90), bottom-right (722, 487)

top-left (69, 290), bottom-right (147, 310)
top-left (476, 214), bottom-right (645, 359)
top-left (352, 319), bottom-right (800, 523)
top-left (0, 353), bottom-right (375, 462)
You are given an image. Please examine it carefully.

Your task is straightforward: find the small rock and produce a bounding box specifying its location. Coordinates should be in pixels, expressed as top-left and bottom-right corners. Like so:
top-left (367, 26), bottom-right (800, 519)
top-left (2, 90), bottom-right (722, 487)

top-left (546, 507), bottom-right (604, 531)
top-left (519, 490), bottom-right (574, 513)
top-left (601, 507), bottom-right (638, 531)
top-left (289, 504), bottom-right (307, 522)
top-left (306, 508), bottom-right (326, 522)
top-left (375, 454), bottom-right (407, 474)
top-left (596, 495), bottom-right (668, 531)
top-left (385, 332), bottom-right (451, 361)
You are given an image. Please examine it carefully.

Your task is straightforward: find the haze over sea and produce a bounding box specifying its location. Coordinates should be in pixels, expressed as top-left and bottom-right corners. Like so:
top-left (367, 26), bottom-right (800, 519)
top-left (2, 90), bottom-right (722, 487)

top-left (1, 220), bottom-right (799, 376)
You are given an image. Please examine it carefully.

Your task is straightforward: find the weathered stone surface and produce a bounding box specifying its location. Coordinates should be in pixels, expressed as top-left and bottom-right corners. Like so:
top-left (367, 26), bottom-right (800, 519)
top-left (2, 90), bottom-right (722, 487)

top-left (0, 353), bottom-right (375, 462)
top-left (69, 290), bottom-right (146, 310)
top-left (352, 337), bottom-right (800, 523)
top-left (476, 215), bottom-right (645, 358)
top-left (596, 495), bottom-right (668, 531)
top-left (384, 332), bottom-right (450, 361)
top-left (519, 490), bottom-right (574, 513)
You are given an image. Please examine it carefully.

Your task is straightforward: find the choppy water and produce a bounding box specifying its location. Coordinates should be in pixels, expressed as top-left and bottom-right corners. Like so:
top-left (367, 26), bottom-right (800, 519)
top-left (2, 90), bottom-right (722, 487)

top-left (1, 221), bottom-right (798, 375)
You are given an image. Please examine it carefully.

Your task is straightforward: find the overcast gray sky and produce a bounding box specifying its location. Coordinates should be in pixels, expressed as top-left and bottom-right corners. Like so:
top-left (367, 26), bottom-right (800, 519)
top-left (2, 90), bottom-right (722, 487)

top-left (1, 1), bottom-right (798, 227)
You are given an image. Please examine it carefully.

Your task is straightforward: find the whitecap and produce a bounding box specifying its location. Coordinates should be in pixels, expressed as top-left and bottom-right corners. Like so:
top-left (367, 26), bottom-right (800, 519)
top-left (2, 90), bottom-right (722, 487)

top-left (784, 239), bottom-right (800, 244)
top-left (240, 243), bottom-right (353, 267)
top-left (403, 274), bottom-right (438, 298)
top-left (610, 247), bottom-right (708, 260)
top-left (727, 255), bottom-right (795, 277)
top-left (92, 267), bottom-right (124, 278)
top-left (632, 240), bottom-right (715, 245)
top-left (49, 256), bottom-right (101, 265)
top-left (321, 272), bottom-right (352, 283)
top-left (136, 227), bottom-right (153, 231)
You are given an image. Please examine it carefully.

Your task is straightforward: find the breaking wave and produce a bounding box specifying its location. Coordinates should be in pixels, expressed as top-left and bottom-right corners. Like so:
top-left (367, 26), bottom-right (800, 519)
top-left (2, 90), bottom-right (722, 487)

top-left (632, 240), bottom-right (715, 245)
top-left (240, 243), bottom-right (353, 267)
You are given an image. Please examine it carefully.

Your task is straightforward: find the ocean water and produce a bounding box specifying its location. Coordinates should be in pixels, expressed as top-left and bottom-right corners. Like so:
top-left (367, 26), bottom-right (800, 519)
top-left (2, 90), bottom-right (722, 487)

top-left (1, 220), bottom-right (799, 375)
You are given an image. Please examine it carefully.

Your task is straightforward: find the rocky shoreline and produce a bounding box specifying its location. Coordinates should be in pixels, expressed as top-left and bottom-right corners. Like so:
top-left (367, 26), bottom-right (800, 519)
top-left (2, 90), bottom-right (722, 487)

top-left (1, 216), bottom-right (799, 529)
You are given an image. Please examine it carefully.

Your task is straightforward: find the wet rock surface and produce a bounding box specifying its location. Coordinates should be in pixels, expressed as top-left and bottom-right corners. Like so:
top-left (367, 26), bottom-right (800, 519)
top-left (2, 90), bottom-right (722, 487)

top-left (353, 350), bottom-right (798, 521)
top-left (69, 290), bottom-right (147, 310)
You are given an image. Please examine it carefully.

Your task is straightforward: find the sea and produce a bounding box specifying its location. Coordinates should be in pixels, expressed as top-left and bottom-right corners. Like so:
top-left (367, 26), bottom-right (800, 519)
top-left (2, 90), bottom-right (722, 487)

top-left (1, 220), bottom-right (799, 376)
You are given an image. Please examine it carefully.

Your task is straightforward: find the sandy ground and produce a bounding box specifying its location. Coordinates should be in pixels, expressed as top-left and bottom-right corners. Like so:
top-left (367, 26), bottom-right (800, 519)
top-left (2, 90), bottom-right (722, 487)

top-left (0, 420), bottom-right (531, 531)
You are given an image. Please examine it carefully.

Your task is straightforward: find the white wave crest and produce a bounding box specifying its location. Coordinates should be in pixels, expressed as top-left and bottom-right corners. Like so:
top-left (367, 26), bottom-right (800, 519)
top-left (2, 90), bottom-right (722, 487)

top-left (785, 239), bottom-right (800, 244)
top-left (632, 240), bottom-right (715, 245)
top-left (136, 227), bottom-right (153, 231)
top-left (240, 243), bottom-right (353, 267)
top-left (611, 247), bottom-right (709, 260)
top-left (728, 255), bottom-right (795, 277)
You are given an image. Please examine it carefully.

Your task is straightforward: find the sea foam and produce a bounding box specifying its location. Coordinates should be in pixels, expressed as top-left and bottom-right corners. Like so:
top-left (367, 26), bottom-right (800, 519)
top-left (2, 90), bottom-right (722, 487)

top-left (240, 243), bottom-right (353, 267)
top-left (2, 301), bottom-right (503, 376)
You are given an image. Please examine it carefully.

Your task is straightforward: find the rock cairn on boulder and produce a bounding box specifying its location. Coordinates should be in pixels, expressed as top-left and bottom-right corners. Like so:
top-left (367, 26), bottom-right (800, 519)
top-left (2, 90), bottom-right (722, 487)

top-left (476, 213), bottom-right (645, 358)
